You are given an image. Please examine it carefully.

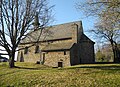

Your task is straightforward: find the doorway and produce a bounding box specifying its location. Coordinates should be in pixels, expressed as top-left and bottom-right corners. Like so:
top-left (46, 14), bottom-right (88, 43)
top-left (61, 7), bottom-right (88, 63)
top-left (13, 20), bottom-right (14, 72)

top-left (58, 62), bottom-right (63, 67)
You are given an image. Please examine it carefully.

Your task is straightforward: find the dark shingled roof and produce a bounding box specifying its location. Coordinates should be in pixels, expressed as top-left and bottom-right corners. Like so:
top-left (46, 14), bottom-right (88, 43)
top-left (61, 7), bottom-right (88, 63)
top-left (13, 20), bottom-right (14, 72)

top-left (41, 42), bottom-right (74, 52)
top-left (20, 21), bottom-right (82, 44)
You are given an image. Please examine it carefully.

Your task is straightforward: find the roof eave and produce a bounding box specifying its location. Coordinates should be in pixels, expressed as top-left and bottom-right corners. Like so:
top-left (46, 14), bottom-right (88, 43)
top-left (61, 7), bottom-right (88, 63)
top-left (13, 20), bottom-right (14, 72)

top-left (41, 49), bottom-right (70, 52)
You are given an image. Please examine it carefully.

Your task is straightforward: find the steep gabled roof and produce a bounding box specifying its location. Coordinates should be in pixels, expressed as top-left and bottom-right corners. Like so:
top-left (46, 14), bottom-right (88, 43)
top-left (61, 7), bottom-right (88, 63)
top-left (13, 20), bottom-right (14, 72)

top-left (20, 21), bottom-right (82, 44)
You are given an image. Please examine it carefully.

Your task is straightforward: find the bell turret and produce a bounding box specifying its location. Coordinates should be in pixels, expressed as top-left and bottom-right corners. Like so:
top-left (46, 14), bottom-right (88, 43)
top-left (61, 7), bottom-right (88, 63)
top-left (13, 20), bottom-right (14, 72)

top-left (33, 12), bottom-right (40, 30)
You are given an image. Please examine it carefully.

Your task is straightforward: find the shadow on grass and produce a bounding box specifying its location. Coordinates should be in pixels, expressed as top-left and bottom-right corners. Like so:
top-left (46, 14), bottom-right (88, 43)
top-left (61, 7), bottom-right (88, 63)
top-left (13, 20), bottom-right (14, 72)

top-left (13, 63), bottom-right (120, 71)
top-left (14, 66), bottom-right (42, 70)
top-left (14, 65), bottom-right (52, 70)
top-left (0, 66), bottom-right (48, 77)
top-left (67, 64), bottom-right (120, 71)
top-left (79, 66), bottom-right (120, 70)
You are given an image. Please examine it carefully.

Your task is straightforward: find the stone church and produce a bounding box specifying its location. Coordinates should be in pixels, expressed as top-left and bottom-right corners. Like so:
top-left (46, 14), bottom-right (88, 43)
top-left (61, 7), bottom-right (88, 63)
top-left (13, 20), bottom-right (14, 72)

top-left (17, 21), bottom-right (95, 67)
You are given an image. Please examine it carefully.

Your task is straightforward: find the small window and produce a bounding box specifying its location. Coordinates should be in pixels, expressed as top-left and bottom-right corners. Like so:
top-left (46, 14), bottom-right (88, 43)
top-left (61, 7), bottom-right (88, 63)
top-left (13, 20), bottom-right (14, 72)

top-left (64, 51), bottom-right (66, 55)
top-left (24, 47), bottom-right (28, 54)
top-left (35, 45), bottom-right (40, 53)
top-left (43, 53), bottom-right (45, 62)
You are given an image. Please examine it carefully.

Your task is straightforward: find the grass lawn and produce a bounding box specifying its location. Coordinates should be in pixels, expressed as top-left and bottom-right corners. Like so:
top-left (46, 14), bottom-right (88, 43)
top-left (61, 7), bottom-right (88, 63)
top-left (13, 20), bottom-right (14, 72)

top-left (1, 62), bottom-right (120, 87)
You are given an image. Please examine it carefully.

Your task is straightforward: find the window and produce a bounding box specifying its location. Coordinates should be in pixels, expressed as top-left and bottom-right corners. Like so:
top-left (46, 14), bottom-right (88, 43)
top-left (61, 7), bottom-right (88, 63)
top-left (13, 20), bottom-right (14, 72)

top-left (43, 53), bottom-right (45, 63)
top-left (64, 51), bottom-right (66, 55)
top-left (24, 47), bottom-right (28, 54)
top-left (35, 45), bottom-right (40, 53)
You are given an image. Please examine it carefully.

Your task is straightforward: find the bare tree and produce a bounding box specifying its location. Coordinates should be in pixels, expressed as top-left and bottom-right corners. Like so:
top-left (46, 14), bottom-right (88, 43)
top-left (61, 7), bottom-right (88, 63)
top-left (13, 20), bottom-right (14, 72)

top-left (0, 0), bottom-right (54, 68)
top-left (76, 0), bottom-right (120, 62)
top-left (76, 0), bottom-right (120, 18)
top-left (93, 16), bottom-right (120, 62)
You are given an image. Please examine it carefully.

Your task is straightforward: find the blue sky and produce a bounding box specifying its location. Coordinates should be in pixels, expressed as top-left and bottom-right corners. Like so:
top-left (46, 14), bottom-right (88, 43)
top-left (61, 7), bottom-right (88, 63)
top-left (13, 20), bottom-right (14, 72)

top-left (49, 0), bottom-right (96, 41)
top-left (50, 0), bottom-right (81, 24)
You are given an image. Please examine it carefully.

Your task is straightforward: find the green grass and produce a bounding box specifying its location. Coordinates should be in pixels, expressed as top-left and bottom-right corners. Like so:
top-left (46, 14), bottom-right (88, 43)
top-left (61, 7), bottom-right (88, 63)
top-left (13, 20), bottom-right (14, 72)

top-left (1, 62), bottom-right (120, 87)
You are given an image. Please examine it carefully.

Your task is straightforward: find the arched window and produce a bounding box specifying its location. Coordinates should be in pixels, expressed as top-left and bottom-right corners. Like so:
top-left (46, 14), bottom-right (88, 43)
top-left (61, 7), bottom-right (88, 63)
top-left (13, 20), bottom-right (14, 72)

top-left (24, 47), bottom-right (28, 54)
top-left (35, 45), bottom-right (40, 53)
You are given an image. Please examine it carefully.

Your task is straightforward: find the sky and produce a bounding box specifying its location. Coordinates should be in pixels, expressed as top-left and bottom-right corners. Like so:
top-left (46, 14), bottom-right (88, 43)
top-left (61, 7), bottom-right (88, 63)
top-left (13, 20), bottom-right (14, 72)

top-left (49, 0), bottom-right (96, 41)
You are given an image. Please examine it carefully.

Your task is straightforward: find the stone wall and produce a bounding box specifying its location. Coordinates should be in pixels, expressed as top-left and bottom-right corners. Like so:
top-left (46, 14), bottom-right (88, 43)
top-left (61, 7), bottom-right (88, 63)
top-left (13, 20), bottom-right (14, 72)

top-left (18, 45), bottom-right (41, 63)
top-left (17, 39), bottom-right (72, 67)
top-left (18, 44), bottom-right (71, 67)
top-left (43, 51), bottom-right (70, 67)
top-left (79, 41), bottom-right (95, 63)
top-left (72, 23), bottom-right (83, 44)
top-left (70, 44), bottom-right (80, 65)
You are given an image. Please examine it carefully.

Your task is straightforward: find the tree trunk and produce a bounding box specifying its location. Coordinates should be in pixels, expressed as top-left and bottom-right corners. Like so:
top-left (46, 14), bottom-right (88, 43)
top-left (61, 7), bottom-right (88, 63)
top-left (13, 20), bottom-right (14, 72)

top-left (9, 51), bottom-right (15, 68)
top-left (112, 47), bottom-right (118, 62)
top-left (9, 57), bottom-right (15, 68)
top-left (115, 45), bottom-right (120, 62)
top-left (111, 41), bottom-right (120, 63)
